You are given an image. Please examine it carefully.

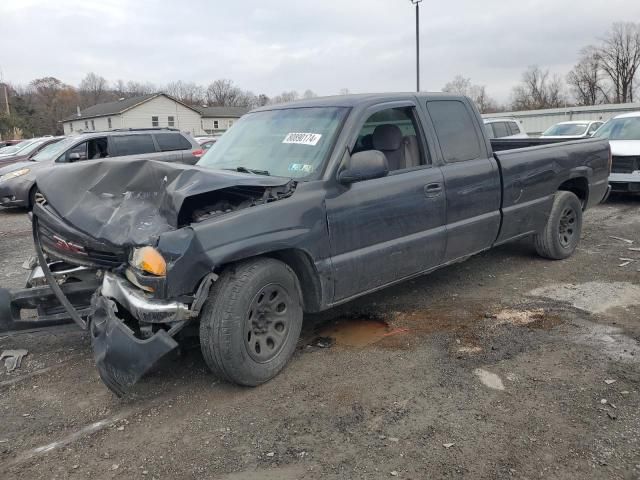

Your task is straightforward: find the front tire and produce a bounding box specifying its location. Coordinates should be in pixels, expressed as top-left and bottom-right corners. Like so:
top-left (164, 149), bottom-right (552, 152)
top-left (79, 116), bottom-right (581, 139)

top-left (199, 258), bottom-right (303, 386)
top-left (534, 191), bottom-right (583, 260)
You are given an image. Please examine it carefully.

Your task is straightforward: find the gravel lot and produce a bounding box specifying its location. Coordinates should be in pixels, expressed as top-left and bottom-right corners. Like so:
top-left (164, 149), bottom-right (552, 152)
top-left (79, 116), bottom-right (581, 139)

top-left (1, 196), bottom-right (639, 480)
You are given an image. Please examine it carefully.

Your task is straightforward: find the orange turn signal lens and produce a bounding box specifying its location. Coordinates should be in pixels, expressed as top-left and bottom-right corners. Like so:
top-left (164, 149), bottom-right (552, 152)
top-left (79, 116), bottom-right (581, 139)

top-left (131, 246), bottom-right (167, 276)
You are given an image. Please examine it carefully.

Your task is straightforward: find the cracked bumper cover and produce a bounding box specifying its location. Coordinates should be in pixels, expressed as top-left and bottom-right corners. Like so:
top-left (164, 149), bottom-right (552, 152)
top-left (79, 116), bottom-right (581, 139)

top-left (90, 273), bottom-right (191, 396)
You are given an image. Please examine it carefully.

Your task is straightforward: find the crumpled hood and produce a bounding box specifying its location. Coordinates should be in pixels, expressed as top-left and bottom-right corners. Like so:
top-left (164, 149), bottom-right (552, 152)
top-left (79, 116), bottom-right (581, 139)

top-left (35, 158), bottom-right (291, 246)
top-left (609, 140), bottom-right (640, 157)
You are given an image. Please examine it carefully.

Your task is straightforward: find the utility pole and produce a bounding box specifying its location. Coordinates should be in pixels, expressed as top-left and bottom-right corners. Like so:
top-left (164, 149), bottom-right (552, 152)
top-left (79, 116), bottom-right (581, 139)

top-left (3, 83), bottom-right (10, 116)
top-left (410, 0), bottom-right (423, 92)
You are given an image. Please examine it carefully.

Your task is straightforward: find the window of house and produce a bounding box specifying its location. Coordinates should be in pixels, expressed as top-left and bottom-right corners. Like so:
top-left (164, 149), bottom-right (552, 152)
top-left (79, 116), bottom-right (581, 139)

top-left (168, 116), bottom-right (175, 127)
top-left (108, 117), bottom-right (112, 129)
top-left (426, 100), bottom-right (483, 163)
top-left (353, 106), bottom-right (426, 171)
top-left (84, 121), bottom-right (89, 130)
top-left (91, 120), bottom-right (95, 130)
top-left (152, 116), bottom-right (159, 127)
top-left (154, 132), bottom-right (192, 151)
top-left (111, 135), bottom-right (157, 156)
top-left (213, 120), bottom-right (219, 129)
top-left (69, 122), bottom-right (73, 131)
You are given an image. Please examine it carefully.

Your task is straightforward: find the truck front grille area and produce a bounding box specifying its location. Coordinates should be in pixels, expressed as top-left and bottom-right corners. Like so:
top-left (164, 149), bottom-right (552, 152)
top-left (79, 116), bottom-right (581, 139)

top-left (38, 221), bottom-right (127, 269)
top-left (611, 156), bottom-right (640, 174)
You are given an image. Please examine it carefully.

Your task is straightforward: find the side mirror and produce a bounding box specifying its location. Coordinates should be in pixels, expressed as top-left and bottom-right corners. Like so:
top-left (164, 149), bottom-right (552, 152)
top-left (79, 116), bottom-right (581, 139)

top-left (338, 150), bottom-right (389, 184)
top-left (68, 152), bottom-right (82, 162)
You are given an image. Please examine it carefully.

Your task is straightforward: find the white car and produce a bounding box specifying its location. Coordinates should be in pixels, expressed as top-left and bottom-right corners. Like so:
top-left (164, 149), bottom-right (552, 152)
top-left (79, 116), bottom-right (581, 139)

top-left (483, 118), bottom-right (528, 139)
top-left (593, 111), bottom-right (640, 193)
top-left (541, 120), bottom-right (604, 138)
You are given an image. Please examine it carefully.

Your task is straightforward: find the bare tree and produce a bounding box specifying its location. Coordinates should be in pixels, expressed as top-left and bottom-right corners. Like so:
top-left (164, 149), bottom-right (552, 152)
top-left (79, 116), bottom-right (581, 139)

top-left (125, 81), bottom-right (157, 97)
top-left (598, 22), bottom-right (640, 103)
top-left (303, 89), bottom-right (317, 99)
top-left (79, 72), bottom-right (109, 106)
top-left (165, 80), bottom-right (205, 106)
top-left (442, 75), bottom-right (472, 95)
top-left (28, 77), bottom-right (78, 134)
top-left (442, 75), bottom-right (498, 113)
top-left (511, 66), bottom-right (567, 110)
top-left (567, 47), bottom-right (610, 105)
top-left (270, 91), bottom-right (299, 104)
top-left (256, 94), bottom-right (270, 107)
top-left (206, 79), bottom-right (242, 106)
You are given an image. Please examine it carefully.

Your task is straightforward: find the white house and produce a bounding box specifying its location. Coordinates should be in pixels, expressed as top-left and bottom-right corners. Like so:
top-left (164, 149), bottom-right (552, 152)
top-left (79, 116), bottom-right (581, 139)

top-left (62, 94), bottom-right (248, 136)
top-left (197, 106), bottom-right (249, 134)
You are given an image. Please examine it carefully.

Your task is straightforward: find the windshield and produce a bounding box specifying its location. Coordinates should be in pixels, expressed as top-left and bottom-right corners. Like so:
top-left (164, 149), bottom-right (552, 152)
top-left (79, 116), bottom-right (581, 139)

top-left (542, 123), bottom-right (589, 136)
top-left (32, 136), bottom-right (77, 162)
top-left (0, 139), bottom-right (37, 156)
top-left (594, 117), bottom-right (640, 140)
top-left (197, 107), bottom-right (348, 178)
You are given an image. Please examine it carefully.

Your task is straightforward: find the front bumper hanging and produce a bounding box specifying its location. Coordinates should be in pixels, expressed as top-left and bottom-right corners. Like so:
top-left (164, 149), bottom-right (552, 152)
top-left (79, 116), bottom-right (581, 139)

top-left (90, 295), bottom-right (180, 397)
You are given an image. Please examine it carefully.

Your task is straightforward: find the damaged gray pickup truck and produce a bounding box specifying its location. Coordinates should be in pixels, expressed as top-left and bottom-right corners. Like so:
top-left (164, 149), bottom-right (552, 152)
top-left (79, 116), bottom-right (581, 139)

top-left (0, 93), bottom-right (611, 396)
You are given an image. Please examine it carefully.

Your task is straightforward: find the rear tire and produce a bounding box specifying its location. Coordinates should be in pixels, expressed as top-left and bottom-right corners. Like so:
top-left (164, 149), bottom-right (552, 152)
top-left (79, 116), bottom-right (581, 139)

top-left (534, 191), bottom-right (583, 260)
top-left (199, 258), bottom-right (303, 386)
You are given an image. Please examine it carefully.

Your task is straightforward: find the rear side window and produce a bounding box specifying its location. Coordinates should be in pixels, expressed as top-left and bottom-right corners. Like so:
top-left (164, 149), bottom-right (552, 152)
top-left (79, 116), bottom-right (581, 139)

top-left (508, 122), bottom-right (521, 135)
top-left (484, 123), bottom-right (496, 139)
top-left (154, 133), bottom-right (192, 151)
top-left (492, 122), bottom-right (510, 138)
top-left (427, 100), bottom-right (482, 163)
top-left (111, 135), bottom-right (156, 156)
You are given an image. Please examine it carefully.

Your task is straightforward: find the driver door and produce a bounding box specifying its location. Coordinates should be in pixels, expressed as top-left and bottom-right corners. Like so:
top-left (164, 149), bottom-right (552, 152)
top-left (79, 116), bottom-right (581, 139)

top-left (325, 102), bottom-right (447, 302)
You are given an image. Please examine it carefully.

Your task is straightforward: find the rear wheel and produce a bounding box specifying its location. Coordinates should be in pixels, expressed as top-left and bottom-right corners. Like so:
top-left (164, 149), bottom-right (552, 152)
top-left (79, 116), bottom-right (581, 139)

top-left (199, 258), bottom-right (303, 386)
top-left (534, 191), bottom-right (583, 260)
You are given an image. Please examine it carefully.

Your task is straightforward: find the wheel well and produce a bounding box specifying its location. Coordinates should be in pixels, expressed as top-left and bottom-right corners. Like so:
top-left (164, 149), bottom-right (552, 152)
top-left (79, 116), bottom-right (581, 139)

top-left (264, 249), bottom-right (323, 313)
top-left (558, 177), bottom-right (588, 208)
top-left (27, 184), bottom-right (37, 209)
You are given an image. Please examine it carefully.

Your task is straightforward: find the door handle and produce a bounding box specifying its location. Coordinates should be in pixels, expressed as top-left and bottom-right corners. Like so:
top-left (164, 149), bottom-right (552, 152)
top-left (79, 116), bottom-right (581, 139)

top-left (424, 183), bottom-right (443, 198)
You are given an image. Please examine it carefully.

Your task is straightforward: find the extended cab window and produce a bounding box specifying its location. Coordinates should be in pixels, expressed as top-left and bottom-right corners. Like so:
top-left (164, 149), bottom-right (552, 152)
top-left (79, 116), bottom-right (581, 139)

top-left (111, 135), bottom-right (156, 156)
top-left (155, 133), bottom-right (192, 151)
top-left (427, 100), bottom-right (482, 163)
top-left (354, 107), bottom-right (426, 170)
top-left (508, 122), bottom-right (521, 135)
top-left (492, 122), bottom-right (509, 138)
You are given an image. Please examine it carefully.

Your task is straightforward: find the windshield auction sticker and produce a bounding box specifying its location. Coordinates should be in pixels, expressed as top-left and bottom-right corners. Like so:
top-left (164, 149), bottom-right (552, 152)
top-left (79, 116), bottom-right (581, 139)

top-left (282, 132), bottom-right (322, 146)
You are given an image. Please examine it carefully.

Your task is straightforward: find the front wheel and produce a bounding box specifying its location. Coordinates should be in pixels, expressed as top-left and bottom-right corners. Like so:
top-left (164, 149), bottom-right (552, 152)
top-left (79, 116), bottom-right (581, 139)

top-left (199, 258), bottom-right (303, 386)
top-left (534, 191), bottom-right (583, 260)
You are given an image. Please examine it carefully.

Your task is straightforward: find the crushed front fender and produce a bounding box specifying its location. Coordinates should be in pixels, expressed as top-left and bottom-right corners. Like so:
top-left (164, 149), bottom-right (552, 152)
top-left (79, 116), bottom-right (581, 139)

top-left (90, 295), bottom-right (179, 397)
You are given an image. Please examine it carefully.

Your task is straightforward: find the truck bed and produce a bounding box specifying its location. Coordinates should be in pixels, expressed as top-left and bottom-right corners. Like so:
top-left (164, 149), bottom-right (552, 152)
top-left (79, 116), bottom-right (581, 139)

top-left (490, 137), bottom-right (588, 151)
top-left (491, 137), bottom-right (611, 244)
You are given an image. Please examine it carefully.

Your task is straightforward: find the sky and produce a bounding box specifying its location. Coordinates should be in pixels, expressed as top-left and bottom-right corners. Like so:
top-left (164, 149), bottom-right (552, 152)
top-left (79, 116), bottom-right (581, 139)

top-left (2, 0), bottom-right (639, 103)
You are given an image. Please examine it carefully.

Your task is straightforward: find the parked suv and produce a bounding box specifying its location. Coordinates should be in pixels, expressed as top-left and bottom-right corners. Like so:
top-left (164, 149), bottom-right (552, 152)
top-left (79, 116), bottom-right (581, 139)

top-left (0, 128), bottom-right (202, 209)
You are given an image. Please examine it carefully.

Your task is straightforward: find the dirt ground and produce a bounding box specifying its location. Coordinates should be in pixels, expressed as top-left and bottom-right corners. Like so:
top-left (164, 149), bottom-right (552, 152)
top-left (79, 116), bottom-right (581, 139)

top-left (1, 195), bottom-right (639, 480)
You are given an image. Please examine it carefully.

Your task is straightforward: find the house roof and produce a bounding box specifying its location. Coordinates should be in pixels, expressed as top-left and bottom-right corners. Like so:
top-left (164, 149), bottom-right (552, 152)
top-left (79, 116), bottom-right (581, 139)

top-left (196, 106), bottom-right (249, 118)
top-left (62, 93), bottom-right (201, 122)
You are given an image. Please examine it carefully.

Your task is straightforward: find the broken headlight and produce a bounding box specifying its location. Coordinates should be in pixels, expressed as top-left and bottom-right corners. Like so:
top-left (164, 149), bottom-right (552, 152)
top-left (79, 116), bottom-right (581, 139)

top-left (0, 168), bottom-right (30, 182)
top-left (130, 246), bottom-right (166, 276)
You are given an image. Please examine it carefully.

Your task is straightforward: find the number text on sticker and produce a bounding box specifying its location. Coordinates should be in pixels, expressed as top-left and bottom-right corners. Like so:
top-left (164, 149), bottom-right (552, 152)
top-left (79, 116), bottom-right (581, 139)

top-left (282, 133), bottom-right (322, 146)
